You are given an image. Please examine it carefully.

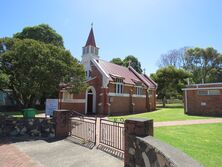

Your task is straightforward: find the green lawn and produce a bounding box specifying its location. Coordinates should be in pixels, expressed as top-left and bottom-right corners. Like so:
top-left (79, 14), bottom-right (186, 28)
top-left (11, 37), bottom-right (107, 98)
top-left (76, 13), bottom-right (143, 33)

top-left (109, 103), bottom-right (212, 122)
top-left (1, 111), bottom-right (23, 117)
top-left (155, 123), bottom-right (222, 167)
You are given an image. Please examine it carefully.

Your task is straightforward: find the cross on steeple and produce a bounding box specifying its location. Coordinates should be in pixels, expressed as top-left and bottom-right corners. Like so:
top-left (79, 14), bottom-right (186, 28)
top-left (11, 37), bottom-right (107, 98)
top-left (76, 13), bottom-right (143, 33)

top-left (128, 60), bottom-right (132, 67)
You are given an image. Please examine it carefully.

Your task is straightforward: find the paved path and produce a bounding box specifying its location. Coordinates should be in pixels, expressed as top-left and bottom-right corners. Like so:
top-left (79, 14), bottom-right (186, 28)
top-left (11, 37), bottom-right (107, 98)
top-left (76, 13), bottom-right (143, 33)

top-left (0, 141), bottom-right (43, 167)
top-left (11, 139), bottom-right (123, 167)
top-left (154, 118), bottom-right (222, 127)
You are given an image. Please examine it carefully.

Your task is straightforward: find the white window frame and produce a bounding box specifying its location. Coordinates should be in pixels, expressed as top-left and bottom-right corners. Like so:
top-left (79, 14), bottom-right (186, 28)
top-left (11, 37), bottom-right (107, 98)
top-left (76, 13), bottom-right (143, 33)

top-left (198, 89), bottom-right (220, 96)
top-left (115, 78), bottom-right (124, 94)
top-left (136, 86), bottom-right (143, 95)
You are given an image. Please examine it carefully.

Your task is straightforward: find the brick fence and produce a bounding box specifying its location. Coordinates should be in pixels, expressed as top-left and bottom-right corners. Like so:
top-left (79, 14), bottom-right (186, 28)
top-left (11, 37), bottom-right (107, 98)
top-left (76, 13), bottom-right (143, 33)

top-left (124, 118), bottom-right (203, 167)
top-left (0, 115), bottom-right (55, 138)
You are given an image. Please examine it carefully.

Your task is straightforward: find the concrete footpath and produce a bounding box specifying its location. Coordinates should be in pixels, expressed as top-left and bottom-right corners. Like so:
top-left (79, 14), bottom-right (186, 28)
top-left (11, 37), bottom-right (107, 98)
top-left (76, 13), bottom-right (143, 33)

top-left (154, 118), bottom-right (222, 127)
top-left (0, 139), bottom-right (123, 167)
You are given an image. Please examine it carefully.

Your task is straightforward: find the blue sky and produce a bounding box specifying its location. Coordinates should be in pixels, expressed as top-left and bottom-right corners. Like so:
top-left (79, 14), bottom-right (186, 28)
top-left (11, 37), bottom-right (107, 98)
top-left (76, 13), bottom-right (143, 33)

top-left (1, 0), bottom-right (222, 74)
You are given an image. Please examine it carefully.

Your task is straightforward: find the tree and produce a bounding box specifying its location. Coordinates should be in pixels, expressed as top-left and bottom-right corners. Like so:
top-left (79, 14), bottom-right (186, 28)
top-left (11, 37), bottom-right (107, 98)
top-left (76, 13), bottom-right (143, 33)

top-left (123, 55), bottom-right (143, 73)
top-left (184, 47), bottom-right (222, 83)
top-left (110, 55), bottom-right (143, 73)
top-left (151, 66), bottom-right (191, 107)
top-left (158, 47), bottom-right (189, 68)
top-left (110, 58), bottom-right (123, 65)
top-left (0, 38), bottom-right (86, 108)
top-left (13, 24), bottom-right (64, 47)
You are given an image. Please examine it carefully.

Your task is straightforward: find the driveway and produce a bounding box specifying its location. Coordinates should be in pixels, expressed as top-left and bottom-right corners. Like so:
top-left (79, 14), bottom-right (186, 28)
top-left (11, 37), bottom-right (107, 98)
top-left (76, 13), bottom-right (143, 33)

top-left (1, 139), bottom-right (123, 167)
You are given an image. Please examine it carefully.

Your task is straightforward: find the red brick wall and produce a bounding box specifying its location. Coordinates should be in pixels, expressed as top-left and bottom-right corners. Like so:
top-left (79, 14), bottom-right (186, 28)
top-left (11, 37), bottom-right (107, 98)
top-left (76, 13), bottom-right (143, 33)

top-left (149, 89), bottom-right (156, 111)
top-left (185, 89), bottom-right (222, 116)
top-left (108, 83), bottom-right (157, 115)
top-left (110, 96), bottom-right (130, 115)
top-left (60, 62), bottom-right (157, 115)
top-left (60, 102), bottom-right (85, 114)
top-left (60, 61), bottom-right (104, 114)
top-left (133, 97), bottom-right (147, 113)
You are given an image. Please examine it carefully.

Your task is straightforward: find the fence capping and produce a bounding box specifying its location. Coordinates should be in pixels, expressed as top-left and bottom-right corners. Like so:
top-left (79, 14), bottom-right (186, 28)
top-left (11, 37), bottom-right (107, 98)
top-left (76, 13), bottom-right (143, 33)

top-left (134, 136), bottom-right (203, 167)
top-left (125, 118), bottom-right (153, 137)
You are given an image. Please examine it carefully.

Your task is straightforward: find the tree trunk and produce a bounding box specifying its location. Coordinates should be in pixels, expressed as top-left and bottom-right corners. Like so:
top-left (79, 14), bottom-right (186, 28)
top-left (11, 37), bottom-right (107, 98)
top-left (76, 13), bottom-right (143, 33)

top-left (162, 96), bottom-right (166, 107)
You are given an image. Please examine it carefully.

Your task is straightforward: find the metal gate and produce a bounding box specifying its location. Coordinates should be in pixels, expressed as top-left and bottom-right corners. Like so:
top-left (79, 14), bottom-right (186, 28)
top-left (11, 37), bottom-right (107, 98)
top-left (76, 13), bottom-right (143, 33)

top-left (99, 119), bottom-right (125, 152)
top-left (69, 116), bottom-right (97, 145)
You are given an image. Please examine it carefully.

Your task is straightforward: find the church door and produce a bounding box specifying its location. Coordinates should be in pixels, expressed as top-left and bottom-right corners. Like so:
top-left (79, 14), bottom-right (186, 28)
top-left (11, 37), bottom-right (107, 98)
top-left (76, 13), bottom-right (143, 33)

top-left (87, 89), bottom-right (93, 114)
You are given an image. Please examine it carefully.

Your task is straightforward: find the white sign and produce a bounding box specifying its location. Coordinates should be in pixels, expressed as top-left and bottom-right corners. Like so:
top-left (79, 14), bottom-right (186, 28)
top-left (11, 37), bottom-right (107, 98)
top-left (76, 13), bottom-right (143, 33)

top-left (201, 102), bottom-right (207, 106)
top-left (45, 99), bottom-right (58, 116)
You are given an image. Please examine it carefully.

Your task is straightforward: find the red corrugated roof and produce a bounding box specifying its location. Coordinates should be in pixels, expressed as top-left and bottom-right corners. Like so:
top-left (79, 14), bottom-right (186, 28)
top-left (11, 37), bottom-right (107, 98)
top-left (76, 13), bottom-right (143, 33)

top-left (85, 28), bottom-right (96, 47)
top-left (97, 59), bottom-right (157, 88)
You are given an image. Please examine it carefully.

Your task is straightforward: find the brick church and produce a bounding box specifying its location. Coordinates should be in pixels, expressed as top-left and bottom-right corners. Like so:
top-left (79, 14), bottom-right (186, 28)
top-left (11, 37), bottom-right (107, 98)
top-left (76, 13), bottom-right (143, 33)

top-left (59, 27), bottom-right (157, 115)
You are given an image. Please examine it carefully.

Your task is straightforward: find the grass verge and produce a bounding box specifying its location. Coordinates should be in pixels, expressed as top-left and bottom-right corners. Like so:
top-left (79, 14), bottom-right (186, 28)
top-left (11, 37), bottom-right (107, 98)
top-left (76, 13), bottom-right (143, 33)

top-left (109, 103), bottom-right (212, 122)
top-left (155, 123), bottom-right (222, 167)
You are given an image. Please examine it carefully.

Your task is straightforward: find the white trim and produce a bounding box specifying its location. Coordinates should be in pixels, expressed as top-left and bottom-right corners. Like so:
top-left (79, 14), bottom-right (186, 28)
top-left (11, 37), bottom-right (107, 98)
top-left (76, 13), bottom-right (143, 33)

top-left (109, 82), bottom-right (134, 87)
top-left (91, 58), bottom-right (109, 88)
top-left (182, 87), bottom-right (222, 91)
top-left (187, 82), bottom-right (222, 87)
top-left (85, 86), bottom-right (96, 114)
top-left (185, 90), bottom-right (188, 113)
top-left (132, 94), bottom-right (146, 98)
top-left (108, 92), bottom-right (130, 97)
top-left (85, 76), bottom-right (97, 82)
top-left (62, 99), bottom-right (85, 103)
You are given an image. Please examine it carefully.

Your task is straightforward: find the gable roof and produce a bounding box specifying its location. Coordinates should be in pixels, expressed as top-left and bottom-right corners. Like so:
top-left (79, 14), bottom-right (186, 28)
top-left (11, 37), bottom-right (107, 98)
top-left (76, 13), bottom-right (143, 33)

top-left (95, 59), bottom-right (157, 89)
top-left (85, 28), bottom-right (97, 47)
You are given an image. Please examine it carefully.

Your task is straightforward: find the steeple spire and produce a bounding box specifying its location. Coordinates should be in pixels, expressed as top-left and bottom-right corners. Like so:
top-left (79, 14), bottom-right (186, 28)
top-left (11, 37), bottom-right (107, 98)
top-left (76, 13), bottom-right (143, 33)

top-left (85, 26), bottom-right (96, 47)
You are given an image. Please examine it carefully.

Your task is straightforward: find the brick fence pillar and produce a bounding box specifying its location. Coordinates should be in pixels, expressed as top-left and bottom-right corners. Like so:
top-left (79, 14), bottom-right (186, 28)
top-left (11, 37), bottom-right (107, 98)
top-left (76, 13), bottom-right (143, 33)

top-left (54, 109), bottom-right (71, 139)
top-left (124, 118), bottom-right (153, 167)
top-left (103, 88), bottom-right (109, 115)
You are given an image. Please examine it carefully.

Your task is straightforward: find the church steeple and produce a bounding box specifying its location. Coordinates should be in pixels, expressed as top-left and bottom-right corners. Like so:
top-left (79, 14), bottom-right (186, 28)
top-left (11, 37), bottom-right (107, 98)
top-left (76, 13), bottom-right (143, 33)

top-left (82, 26), bottom-right (99, 58)
top-left (85, 27), bottom-right (97, 47)
top-left (81, 25), bottom-right (99, 80)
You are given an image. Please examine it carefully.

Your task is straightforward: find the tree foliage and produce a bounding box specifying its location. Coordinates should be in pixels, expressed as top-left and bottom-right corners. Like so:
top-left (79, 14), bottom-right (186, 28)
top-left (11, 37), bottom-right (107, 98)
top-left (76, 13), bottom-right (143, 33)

top-left (151, 66), bottom-right (191, 107)
top-left (158, 47), bottom-right (189, 68)
top-left (0, 37), bottom-right (86, 108)
top-left (110, 58), bottom-right (123, 65)
top-left (14, 24), bottom-right (64, 48)
top-left (184, 47), bottom-right (222, 83)
top-left (123, 55), bottom-right (143, 73)
top-left (110, 55), bottom-right (143, 73)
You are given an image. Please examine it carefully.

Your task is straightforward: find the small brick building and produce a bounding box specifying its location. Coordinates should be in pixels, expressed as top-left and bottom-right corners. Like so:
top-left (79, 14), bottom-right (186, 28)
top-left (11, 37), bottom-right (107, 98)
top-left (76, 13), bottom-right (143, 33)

top-left (183, 83), bottom-right (222, 116)
top-left (59, 27), bottom-right (157, 115)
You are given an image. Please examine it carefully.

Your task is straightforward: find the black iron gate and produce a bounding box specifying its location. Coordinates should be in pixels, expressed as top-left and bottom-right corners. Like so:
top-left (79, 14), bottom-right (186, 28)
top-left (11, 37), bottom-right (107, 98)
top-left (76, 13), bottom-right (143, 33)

top-left (99, 119), bottom-right (125, 152)
top-left (69, 116), bottom-right (97, 145)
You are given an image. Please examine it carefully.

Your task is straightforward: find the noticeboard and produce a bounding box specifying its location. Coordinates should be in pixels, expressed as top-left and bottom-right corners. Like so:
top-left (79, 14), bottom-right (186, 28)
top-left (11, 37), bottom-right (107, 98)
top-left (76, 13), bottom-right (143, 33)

top-left (45, 99), bottom-right (58, 116)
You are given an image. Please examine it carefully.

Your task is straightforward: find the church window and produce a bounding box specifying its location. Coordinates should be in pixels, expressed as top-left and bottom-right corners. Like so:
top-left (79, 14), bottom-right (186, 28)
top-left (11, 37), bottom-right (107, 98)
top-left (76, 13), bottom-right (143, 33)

top-left (136, 86), bottom-right (143, 95)
top-left (115, 78), bottom-right (124, 94)
top-left (95, 48), bottom-right (98, 55)
top-left (90, 46), bottom-right (94, 54)
top-left (86, 47), bottom-right (89, 54)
